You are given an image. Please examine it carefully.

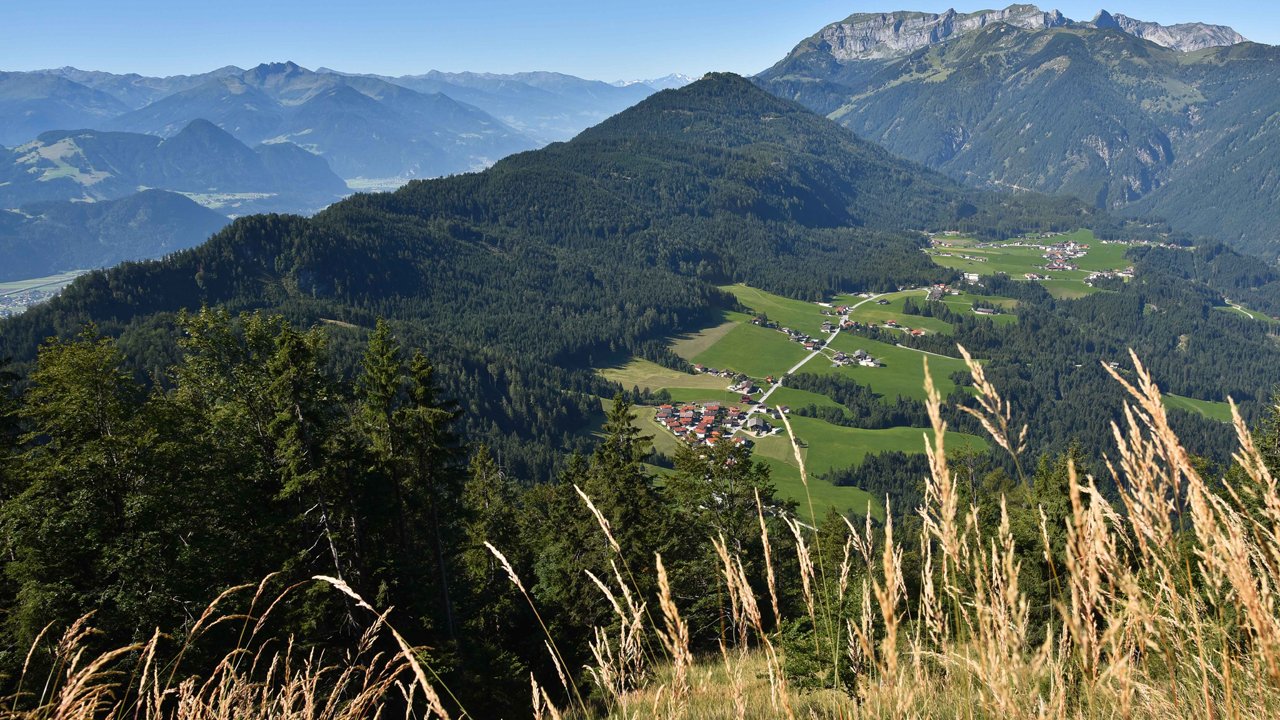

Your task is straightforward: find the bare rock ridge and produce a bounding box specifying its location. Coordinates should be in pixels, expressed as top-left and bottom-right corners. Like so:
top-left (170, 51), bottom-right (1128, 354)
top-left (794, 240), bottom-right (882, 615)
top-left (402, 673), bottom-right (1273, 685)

top-left (811, 4), bottom-right (1247, 60)
top-left (1092, 10), bottom-right (1248, 53)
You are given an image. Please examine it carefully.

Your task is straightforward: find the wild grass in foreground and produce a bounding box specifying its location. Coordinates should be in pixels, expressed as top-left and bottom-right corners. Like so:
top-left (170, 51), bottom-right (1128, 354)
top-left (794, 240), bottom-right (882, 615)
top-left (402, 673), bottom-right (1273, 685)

top-left (11, 347), bottom-right (1280, 718)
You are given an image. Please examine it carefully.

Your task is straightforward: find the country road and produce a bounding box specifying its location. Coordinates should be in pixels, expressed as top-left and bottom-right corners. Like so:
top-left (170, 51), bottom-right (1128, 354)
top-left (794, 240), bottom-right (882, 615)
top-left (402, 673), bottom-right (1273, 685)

top-left (750, 292), bottom-right (884, 412)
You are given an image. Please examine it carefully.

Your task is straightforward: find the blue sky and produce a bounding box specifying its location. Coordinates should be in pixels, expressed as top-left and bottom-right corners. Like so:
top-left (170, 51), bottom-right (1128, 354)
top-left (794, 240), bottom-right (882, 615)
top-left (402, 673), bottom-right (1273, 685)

top-left (2, 1), bottom-right (1274, 80)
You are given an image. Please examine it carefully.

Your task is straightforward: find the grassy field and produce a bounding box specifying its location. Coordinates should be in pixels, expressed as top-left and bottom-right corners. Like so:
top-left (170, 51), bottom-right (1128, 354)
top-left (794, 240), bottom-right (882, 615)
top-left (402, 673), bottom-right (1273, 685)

top-left (928, 243), bottom-right (1056, 278)
top-left (670, 311), bottom-right (753, 359)
top-left (750, 436), bottom-right (881, 522)
top-left (1163, 393), bottom-right (1234, 423)
top-left (766, 385), bottom-right (849, 412)
top-left (814, 335), bottom-right (969, 401)
top-left (723, 284), bottom-right (834, 336)
top-left (1041, 280), bottom-right (1103, 299)
top-left (936, 290), bottom-right (1019, 325)
top-left (750, 415), bottom-right (986, 521)
top-left (1215, 303), bottom-right (1279, 324)
top-left (837, 290), bottom-right (955, 334)
top-left (0, 270), bottom-right (87, 297)
top-left (599, 358), bottom-right (727, 392)
top-left (926, 230), bottom-right (1136, 300)
top-left (783, 415), bottom-right (985, 480)
top-left (691, 323), bottom-right (809, 379)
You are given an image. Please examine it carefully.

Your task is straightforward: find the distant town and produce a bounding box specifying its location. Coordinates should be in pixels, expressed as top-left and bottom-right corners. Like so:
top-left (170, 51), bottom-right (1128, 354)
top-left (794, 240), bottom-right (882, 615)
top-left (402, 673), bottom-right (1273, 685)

top-left (0, 286), bottom-right (66, 318)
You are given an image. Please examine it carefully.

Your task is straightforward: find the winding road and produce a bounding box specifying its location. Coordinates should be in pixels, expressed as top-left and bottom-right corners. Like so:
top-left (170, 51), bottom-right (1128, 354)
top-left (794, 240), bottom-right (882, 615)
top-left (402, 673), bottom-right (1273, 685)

top-left (748, 292), bottom-right (884, 416)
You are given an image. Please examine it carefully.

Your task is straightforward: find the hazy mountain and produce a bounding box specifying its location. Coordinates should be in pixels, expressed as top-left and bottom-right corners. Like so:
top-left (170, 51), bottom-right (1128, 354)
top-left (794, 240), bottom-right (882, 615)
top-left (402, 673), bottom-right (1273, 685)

top-left (758, 6), bottom-right (1279, 256)
top-left (107, 62), bottom-right (537, 179)
top-left (340, 69), bottom-right (658, 144)
top-left (1, 62), bottom-right (681, 175)
top-left (28, 66), bottom-right (245, 109)
top-left (0, 119), bottom-right (348, 213)
top-left (0, 190), bottom-right (228, 280)
top-left (0, 72), bottom-right (129, 147)
top-left (630, 73), bottom-right (699, 90)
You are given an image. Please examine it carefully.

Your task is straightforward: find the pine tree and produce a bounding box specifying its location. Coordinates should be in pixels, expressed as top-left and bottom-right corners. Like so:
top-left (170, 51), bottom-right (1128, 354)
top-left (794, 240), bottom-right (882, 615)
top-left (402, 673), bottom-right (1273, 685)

top-left (460, 444), bottom-right (522, 636)
top-left (455, 445), bottom-right (530, 713)
top-left (665, 437), bottom-right (783, 642)
top-left (397, 351), bottom-right (465, 639)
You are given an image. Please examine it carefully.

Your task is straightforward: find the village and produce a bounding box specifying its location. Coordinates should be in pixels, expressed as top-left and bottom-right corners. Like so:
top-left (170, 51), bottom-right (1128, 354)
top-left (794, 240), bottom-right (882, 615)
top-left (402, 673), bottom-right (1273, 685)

top-left (653, 400), bottom-right (774, 447)
top-left (654, 285), bottom-right (971, 447)
top-left (1084, 267), bottom-right (1136, 285)
top-left (0, 287), bottom-right (61, 318)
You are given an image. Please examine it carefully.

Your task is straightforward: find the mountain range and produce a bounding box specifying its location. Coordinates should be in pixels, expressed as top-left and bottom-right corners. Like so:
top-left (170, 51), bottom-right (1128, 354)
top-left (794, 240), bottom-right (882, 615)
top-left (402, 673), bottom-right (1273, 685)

top-left (0, 62), bottom-right (692, 278)
top-left (100, 62), bottom-right (537, 180)
top-left (757, 5), bottom-right (1280, 257)
top-left (1, 118), bottom-right (346, 210)
top-left (2, 63), bottom-right (692, 176)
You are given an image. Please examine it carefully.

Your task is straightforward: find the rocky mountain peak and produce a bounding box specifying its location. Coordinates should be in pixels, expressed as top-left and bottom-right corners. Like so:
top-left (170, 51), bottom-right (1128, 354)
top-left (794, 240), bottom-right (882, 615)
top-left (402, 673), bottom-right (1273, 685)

top-left (806, 4), bottom-right (1070, 61)
top-left (1091, 10), bottom-right (1247, 52)
top-left (797, 5), bottom-right (1249, 63)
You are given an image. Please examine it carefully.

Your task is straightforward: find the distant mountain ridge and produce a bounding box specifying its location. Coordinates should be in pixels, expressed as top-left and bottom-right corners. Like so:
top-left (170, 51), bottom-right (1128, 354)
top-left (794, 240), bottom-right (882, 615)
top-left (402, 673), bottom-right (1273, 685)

top-left (0, 72), bottom-right (128, 147)
top-left (758, 6), bottom-right (1279, 256)
top-left (0, 119), bottom-right (347, 212)
top-left (0, 190), bottom-right (229, 281)
top-left (102, 61), bottom-right (536, 180)
top-left (1091, 10), bottom-right (1246, 52)
top-left (29, 66), bottom-right (245, 109)
top-left (319, 68), bottom-right (658, 145)
top-left (788, 4), bottom-right (1248, 63)
top-left (1, 62), bottom-right (685, 175)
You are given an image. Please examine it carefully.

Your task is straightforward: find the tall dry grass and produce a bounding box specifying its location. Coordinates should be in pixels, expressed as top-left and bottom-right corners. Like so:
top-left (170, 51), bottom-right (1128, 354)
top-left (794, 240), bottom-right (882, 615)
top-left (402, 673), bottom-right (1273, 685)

top-left (13, 348), bottom-right (1280, 718)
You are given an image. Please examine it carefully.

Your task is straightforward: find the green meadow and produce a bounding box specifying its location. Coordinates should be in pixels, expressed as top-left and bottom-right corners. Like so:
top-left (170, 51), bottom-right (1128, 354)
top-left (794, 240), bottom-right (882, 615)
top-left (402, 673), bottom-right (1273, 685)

top-left (1163, 393), bottom-right (1234, 423)
top-left (690, 322), bottom-right (809, 378)
top-left (816, 334), bottom-right (968, 402)
top-left (837, 290), bottom-right (955, 334)
top-left (723, 283), bottom-right (834, 336)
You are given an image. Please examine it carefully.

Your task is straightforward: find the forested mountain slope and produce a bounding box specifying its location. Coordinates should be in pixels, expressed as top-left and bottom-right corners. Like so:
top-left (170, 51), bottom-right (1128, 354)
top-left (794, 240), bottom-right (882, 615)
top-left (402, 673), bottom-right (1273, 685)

top-left (0, 190), bottom-right (229, 280)
top-left (0, 73), bottom-right (1109, 475)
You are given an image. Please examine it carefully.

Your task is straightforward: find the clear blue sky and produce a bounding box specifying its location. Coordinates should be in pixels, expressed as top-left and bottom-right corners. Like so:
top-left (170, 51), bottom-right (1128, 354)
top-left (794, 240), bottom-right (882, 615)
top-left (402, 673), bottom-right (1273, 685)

top-left (2, 0), bottom-right (1273, 81)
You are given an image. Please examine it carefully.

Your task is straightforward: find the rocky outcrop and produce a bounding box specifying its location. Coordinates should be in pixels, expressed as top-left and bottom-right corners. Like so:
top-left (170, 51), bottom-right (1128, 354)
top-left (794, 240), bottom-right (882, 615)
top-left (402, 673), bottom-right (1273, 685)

top-left (810, 4), bottom-right (1069, 61)
top-left (1092, 10), bottom-right (1247, 52)
top-left (801, 4), bottom-right (1248, 62)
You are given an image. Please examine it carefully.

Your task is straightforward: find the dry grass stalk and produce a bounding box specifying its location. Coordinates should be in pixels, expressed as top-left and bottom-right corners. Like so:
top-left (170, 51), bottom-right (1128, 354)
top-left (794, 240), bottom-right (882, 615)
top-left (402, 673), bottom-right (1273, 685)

top-left (755, 488), bottom-right (781, 628)
top-left (655, 554), bottom-right (692, 718)
top-left (584, 564), bottom-right (648, 710)
top-left (574, 483), bottom-right (622, 555)
top-left (955, 344), bottom-right (1027, 469)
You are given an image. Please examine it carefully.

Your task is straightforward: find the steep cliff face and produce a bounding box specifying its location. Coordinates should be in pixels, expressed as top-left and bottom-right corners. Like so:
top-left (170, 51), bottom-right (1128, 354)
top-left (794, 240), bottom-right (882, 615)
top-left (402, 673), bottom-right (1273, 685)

top-left (809, 4), bottom-right (1069, 60)
top-left (1092, 10), bottom-right (1247, 52)
top-left (757, 10), bottom-right (1276, 256)
top-left (789, 4), bottom-right (1247, 63)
